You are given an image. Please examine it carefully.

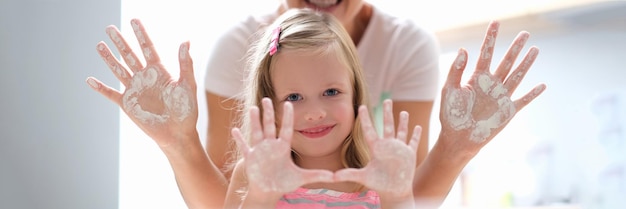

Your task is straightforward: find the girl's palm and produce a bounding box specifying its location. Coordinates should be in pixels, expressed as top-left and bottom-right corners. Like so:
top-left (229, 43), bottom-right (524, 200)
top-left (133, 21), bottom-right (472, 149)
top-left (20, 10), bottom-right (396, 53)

top-left (232, 98), bottom-right (334, 197)
top-left (336, 100), bottom-right (421, 199)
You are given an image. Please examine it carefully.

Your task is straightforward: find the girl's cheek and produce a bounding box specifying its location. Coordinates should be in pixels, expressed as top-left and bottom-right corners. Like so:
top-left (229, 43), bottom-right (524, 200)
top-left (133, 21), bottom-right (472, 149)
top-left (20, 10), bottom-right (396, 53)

top-left (333, 100), bottom-right (355, 120)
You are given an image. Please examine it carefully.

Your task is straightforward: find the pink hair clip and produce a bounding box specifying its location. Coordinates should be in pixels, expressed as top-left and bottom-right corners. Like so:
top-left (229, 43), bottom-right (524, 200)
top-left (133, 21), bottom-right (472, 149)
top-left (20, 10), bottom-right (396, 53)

top-left (269, 26), bottom-right (281, 56)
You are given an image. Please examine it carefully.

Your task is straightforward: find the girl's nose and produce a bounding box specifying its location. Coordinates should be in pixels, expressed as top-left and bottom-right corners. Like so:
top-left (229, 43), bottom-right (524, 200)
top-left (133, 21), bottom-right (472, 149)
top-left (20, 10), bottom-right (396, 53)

top-left (304, 109), bottom-right (326, 121)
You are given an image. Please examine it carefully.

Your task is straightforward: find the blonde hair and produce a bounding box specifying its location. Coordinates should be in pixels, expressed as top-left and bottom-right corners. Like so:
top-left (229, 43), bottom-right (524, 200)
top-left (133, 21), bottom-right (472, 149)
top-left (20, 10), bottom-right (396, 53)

top-left (233, 8), bottom-right (371, 177)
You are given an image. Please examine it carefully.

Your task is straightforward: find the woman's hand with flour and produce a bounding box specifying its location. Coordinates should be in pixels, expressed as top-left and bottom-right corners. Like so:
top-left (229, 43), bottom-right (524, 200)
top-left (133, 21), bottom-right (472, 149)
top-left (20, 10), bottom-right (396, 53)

top-left (85, 19), bottom-right (198, 149)
top-left (438, 20), bottom-right (547, 156)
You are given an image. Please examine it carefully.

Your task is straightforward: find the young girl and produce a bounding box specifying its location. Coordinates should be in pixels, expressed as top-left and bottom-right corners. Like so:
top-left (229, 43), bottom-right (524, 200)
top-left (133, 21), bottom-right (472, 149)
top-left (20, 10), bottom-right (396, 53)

top-left (86, 7), bottom-right (546, 209)
top-left (224, 8), bottom-right (421, 208)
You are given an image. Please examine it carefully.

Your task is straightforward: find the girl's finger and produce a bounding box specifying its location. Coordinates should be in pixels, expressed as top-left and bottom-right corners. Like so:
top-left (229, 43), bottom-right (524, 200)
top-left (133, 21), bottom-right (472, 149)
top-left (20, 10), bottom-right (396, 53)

top-left (334, 168), bottom-right (366, 184)
top-left (358, 106), bottom-right (379, 143)
top-left (261, 98), bottom-right (277, 140)
top-left (231, 127), bottom-right (250, 156)
top-left (278, 102), bottom-right (294, 143)
top-left (382, 99), bottom-right (395, 140)
top-left (408, 125), bottom-right (422, 152)
top-left (249, 106), bottom-right (264, 146)
top-left (298, 169), bottom-right (334, 185)
top-left (396, 111), bottom-right (409, 143)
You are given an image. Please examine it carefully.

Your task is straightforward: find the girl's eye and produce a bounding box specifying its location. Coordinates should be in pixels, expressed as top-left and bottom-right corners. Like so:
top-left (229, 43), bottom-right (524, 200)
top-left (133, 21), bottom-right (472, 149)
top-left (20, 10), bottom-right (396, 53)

top-left (323, 89), bottom-right (339, 96)
top-left (286, 93), bottom-right (302, 102)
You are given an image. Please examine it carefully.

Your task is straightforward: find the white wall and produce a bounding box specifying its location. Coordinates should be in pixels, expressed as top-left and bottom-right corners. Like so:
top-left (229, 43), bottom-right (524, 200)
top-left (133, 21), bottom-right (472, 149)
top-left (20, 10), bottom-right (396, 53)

top-left (0, 0), bottom-right (121, 208)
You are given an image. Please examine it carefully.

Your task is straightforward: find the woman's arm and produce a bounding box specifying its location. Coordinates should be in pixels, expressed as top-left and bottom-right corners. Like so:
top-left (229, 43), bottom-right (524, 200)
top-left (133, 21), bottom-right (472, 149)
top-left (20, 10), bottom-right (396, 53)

top-left (411, 20), bottom-right (547, 207)
top-left (86, 18), bottom-right (228, 209)
top-left (162, 132), bottom-right (229, 209)
top-left (205, 92), bottom-right (241, 180)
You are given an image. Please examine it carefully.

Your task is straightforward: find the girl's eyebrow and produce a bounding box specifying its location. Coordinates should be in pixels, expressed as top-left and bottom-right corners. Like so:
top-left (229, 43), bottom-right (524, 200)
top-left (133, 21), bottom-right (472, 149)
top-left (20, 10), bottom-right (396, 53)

top-left (325, 82), bottom-right (347, 86)
top-left (323, 81), bottom-right (351, 89)
top-left (274, 87), bottom-right (299, 94)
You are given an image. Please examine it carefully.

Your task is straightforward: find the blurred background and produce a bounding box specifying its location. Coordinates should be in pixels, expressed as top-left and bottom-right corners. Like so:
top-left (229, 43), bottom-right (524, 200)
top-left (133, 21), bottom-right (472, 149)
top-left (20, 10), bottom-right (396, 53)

top-left (1, 0), bottom-right (625, 208)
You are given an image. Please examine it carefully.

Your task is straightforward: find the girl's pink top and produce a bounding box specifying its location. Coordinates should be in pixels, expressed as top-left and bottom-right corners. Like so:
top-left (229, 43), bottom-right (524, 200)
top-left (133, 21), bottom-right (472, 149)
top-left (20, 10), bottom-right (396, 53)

top-left (276, 187), bottom-right (380, 209)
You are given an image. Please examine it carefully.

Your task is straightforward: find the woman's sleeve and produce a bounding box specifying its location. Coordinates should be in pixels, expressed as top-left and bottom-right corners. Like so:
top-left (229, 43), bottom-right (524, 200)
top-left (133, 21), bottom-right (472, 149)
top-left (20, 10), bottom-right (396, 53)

top-left (390, 23), bottom-right (441, 102)
top-left (204, 20), bottom-right (257, 98)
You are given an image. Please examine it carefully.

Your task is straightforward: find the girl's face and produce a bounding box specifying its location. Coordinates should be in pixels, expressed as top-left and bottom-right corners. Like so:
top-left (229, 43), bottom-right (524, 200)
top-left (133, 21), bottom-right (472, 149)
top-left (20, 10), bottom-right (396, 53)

top-left (271, 49), bottom-right (355, 159)
top-left (280, 0), bottom-right (365, 26)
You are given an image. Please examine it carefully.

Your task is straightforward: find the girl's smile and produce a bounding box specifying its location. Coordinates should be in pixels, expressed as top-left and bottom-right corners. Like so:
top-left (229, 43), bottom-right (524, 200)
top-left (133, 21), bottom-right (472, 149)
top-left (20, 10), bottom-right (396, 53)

top-left (297, 124), bottom-right (336, 139)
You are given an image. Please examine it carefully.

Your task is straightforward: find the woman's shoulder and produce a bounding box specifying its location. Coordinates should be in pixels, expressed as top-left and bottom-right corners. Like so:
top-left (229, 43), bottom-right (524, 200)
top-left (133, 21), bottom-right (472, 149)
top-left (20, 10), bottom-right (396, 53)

top-left (215, 12), bottom-right (278, 43)
top-left (359, 6), bottom-right (438, 60)
top-left (368, 5), bottom-right (436, 41)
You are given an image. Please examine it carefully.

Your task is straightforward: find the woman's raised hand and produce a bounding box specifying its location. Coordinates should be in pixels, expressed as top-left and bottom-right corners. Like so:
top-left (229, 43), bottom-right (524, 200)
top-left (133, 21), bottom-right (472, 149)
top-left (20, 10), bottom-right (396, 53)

top-left (86, 19), bottom-right (199, 148)
top-left (335, 99), bottom-right (421, 201)
top-left (231, 98), bottom-right (334, 199)
top-left (439, 20), bottom-right (547, 155)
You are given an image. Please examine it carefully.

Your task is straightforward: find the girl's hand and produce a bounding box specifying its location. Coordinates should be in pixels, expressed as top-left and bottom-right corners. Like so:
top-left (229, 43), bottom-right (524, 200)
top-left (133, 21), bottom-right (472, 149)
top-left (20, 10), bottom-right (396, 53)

top-left (335, 99), bottom-right (421, 201)
top-left (231, 98), bottom-right (334, 200)
top-left (439, 20), bottom-right (546, 155)
top-left (85, 19), bottom-right (198, 149)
